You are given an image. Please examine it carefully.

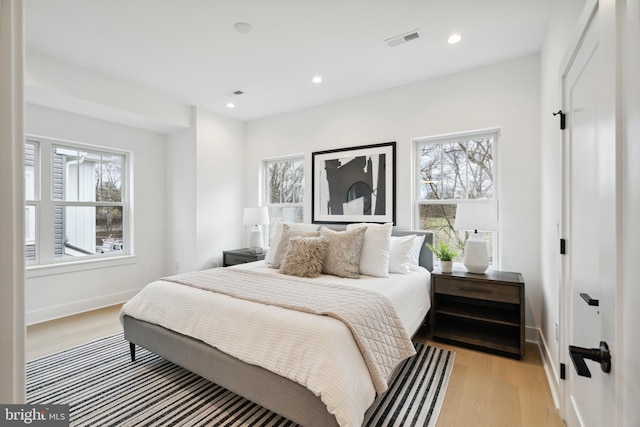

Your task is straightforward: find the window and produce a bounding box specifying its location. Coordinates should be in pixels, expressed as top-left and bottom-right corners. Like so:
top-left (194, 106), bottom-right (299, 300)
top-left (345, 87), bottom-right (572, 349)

top-left (414, 129), bottom-right (498, 265)
top-left (25, 141), bottom-right (38, 262)
top-left (263, 155), bottom-right (304, 225)
top-left (25, 137), bottom-right (130, 266)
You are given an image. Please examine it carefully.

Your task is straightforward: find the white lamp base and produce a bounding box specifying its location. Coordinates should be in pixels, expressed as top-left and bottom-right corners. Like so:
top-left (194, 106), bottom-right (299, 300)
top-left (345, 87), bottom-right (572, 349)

top-left (248, 225), bottom-right (264, 251)
top-left (463, 232), bottom-right (489, 274)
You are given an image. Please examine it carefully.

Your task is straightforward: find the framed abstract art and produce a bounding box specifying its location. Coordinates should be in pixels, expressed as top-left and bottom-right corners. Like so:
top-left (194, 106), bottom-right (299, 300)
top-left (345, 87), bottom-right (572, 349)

top-left (312, 141), bottom-right (396, 224)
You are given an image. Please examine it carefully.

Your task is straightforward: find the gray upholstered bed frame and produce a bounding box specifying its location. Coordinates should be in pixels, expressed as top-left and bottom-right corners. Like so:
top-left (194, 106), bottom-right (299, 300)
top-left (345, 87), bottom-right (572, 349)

top-left (123, 230), bottom-right (433, 427)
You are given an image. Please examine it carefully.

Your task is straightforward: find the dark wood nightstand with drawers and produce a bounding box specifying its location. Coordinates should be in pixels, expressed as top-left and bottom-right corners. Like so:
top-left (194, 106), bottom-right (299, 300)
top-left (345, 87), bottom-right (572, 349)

top-left (222, 248), bottom-right (266, 267)
top-left (430, 269), bottom-right (525, 359)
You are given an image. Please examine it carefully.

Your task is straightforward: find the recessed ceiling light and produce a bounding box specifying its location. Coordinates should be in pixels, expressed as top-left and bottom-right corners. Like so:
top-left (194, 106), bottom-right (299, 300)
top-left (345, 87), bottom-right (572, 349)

top-left (312, 76), bottom-right (323, 84)
top-left (226, 102), bottom-right (235, 108)
top-left (448, 33), bottom-right (462, 44)
top-left (233, 22), bottom-right (252, 34)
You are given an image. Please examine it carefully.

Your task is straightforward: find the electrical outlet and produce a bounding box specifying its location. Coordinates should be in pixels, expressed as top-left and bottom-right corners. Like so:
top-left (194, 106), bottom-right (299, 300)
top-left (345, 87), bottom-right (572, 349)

top-left (175, 261), bottom-right (180, 271)
top-left (555, 322), bottom-right (559, 341)
top-left (212, 260), bottom-right (219, 268)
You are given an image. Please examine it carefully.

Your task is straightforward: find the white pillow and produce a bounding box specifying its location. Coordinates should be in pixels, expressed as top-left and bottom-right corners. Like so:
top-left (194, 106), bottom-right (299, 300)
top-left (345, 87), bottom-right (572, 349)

top-left (346, 222), bottom-right (392, 277)
top-left (410, 234), bottom-right (426, 267)
top-left (388, 235), bottom-right (416, 274)
top-left (265, 220), bottom-right (319, 264)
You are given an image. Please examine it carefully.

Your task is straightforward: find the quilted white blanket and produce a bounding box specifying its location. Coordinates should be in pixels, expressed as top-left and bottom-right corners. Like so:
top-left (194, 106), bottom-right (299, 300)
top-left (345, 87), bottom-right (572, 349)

top-left (121, 263), bottom-right (430, 427)
top-left (163, 267), bottom-right (416, 394)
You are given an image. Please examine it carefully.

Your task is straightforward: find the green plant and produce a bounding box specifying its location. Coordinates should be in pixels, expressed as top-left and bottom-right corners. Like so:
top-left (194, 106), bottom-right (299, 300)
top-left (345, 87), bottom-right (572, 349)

top-left (426, 241), bottom-right (459, 262)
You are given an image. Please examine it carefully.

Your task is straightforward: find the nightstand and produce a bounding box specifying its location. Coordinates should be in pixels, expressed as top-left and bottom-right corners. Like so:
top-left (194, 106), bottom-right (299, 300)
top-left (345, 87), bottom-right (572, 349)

top-left (222, 248), bottom-right (266, 267)
top-left (430, 269), bottom-right (525, 359)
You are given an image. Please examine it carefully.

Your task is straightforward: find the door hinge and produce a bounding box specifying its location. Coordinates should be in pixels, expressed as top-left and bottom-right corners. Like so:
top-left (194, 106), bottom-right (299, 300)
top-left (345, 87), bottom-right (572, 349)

top-left (553, 110), bottom-right (566, 130)
top-left (560, 363), bottom-right (566, 380)
top-left (560, 238), bottom-right (566, 255)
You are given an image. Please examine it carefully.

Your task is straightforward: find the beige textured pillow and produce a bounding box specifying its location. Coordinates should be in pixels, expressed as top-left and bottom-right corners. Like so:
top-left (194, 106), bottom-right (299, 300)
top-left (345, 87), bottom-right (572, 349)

top-left (271, 224), bottom-right (321, 269)
top-left (279, 236), bottom-right (329, 278)
top-left (319, 227), bottom-right (366, 278)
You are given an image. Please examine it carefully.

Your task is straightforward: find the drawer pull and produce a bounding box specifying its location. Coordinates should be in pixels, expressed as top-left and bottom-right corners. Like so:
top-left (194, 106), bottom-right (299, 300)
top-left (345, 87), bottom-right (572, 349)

top-left (461, 286), bottom-right (491, 294)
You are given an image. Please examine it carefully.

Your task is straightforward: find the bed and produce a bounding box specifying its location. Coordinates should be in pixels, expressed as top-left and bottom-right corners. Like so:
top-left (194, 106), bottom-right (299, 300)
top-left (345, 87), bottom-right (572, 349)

top-left (121, 226), bottom-right (433, 427)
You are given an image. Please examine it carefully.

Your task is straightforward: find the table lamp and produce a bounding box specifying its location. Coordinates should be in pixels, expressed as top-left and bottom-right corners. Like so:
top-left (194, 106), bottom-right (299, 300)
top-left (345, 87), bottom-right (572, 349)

top-left (454, 201), bottom-right (497, 274)
top-left (243, 207), bottom-right (269, 252)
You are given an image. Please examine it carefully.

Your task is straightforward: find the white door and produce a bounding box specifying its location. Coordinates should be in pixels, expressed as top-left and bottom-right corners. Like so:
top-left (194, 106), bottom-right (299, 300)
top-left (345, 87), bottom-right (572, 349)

top-left (561, 3), bottom-right (617, 426)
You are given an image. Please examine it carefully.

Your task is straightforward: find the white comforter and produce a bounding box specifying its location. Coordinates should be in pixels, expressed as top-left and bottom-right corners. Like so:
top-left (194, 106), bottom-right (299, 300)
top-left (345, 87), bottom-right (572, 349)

top-left (120, 261), bottom-right (430, 427)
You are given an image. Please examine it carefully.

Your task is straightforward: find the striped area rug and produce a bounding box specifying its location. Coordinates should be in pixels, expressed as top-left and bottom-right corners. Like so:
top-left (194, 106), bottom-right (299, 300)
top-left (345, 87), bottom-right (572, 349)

top-left (27, 334), bottom-right (455, 426)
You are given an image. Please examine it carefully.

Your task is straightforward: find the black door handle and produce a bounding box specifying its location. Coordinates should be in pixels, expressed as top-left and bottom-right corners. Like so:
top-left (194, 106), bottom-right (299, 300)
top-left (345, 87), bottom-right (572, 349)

top-left (569, 341), bottom-right (611, 377)
top-left (580, 293), bottom-right (599, 306)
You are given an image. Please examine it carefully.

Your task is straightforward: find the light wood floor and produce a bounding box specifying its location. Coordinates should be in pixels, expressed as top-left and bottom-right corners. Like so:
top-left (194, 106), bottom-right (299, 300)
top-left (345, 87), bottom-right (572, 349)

top-left (26, 304), bottom-right (125, 361)
top-left (27, 305), bottom-right (565, 426)
top-left (413, 329), bottom-right (565, 427)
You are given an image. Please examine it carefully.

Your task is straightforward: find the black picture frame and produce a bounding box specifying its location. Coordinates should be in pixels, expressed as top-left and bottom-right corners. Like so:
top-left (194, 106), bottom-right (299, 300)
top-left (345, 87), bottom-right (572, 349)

top-left (312, 141), bottom-right (396, 225)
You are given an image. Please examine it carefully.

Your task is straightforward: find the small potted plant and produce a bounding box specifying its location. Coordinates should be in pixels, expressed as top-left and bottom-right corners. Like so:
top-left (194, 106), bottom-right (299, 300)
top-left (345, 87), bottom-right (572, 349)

top-left (427, 241), bottom-right (459, 273)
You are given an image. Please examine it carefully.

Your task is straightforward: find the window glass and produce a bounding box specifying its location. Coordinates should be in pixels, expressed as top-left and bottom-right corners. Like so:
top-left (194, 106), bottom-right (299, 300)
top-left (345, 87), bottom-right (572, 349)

top-left (268, 206), bottom-right (304, 224)
top-left (415, 131), bottom-right (497, 265)
top-left (25, 141), bottom-right (37, 200)
top-left (25, 206), bottom-right (37, 262)
top-left (264, 156), bottom-right (304, 222)
top-left (25, 137), bottom-right (129, 265)
top-left (266, 158), bottom-right (304, 205)
top-left (263, 156), bottom-right (305, 244)
top-left (418, 138), bottom-right (494, 201)
top-left (97, 153), bottom-right (123, 203)
top-left (25, 141), bottom-right (38, 263)
top-left (54, 206), bottom-right (124, 258)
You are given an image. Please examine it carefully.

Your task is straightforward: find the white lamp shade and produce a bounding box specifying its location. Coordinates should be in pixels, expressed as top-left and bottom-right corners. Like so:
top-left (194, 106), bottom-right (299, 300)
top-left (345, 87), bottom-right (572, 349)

top-left (454, 201), bottom-right (497, 232)
top-left (243, 207), bottom-right (269, 226)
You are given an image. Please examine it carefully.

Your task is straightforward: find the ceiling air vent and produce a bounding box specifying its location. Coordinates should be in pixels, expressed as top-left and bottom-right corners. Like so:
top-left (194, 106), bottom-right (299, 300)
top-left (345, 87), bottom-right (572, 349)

top-left (223, 89), bottom-right (245, 97)
top-left (386, 29), bottom-right (422, 47)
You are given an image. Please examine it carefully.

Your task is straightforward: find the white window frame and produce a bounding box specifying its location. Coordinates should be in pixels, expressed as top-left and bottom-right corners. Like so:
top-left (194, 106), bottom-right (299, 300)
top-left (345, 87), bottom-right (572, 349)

top-left (413, 128), bottom-right (500, 269)
top-left (25, 135), bottom-right (133, 272)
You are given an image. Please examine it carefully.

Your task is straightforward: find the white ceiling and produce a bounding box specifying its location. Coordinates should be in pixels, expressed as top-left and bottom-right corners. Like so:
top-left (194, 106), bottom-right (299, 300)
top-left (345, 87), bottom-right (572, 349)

top-left (25, 0), bottom-right (551, 123)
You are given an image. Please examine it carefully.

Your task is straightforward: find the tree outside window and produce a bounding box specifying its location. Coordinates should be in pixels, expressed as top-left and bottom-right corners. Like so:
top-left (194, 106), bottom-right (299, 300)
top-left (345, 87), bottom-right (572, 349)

top-left (415, 130), bottom-right (498, 265)
top-left (263, 156), bottom-right (304, 241)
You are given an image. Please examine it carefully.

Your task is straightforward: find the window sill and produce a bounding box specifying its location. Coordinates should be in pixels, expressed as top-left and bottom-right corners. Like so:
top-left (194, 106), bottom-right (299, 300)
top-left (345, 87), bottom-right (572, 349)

top-left (26, 255), bottom-right (137, 278)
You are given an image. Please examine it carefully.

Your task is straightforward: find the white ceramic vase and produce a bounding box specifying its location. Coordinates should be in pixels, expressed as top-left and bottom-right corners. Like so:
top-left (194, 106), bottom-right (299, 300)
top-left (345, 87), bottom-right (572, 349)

top-left (463, 233), bottom-right (489, 274)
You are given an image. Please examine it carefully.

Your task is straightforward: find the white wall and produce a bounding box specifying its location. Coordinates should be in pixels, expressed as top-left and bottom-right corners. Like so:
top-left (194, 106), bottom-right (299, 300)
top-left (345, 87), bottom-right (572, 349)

top-left (195, 108), bottom-right (246, 270)
top-left (245, 54), bottom-right (542, 330)
top-left (538, 0), bottom-right (587, 404)
top-left (166, 119), bottom-right (198, 274)
top-left (25, 104), bottom-right (168, 324)
top-left (165, 107), bottom-right (246, 274)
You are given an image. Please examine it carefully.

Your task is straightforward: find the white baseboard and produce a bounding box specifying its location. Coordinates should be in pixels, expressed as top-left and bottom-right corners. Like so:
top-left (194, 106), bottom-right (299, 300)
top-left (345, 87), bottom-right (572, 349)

top-left (26, 289), bottom-right (139, 325)
top-left (526, 325), bottom-right (561, 410)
